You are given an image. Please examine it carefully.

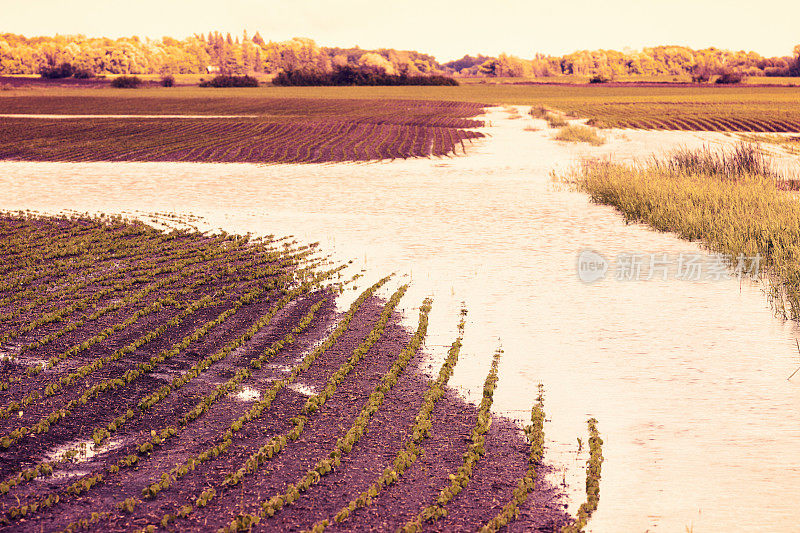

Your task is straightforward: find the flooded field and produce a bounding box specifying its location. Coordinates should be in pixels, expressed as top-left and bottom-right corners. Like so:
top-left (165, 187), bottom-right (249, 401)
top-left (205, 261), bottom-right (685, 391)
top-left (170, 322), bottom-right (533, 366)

top-left (2, 107), bottom-right (800, 531)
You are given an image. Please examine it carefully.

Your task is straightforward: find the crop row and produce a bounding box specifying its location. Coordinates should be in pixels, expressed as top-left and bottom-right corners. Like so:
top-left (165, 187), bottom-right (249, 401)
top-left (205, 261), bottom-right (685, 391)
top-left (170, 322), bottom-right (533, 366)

top-left (55, 295), bottom-right (325, 532)
top-left (561, 418), bottom-right (603, 533)
top-left (216, 295), bottom-right (432, 533)
top-left (57, 276), bottom-right (392, 532)
top-left (5, 249), bottom-right (243, 365)
top-left (0, 118), bottom-right (484, 164)
top-left (397, 346), bottom-right (503, 532)
top-left (0, 215), bottom-right (150, 274)
top-left (478, 384), bottom-right (546, 532)
top-left (0, 263), bottom-right (305, 445)
top-left (0, 266), bottom-right (344, 518)
top-left (0, 96), bottom-right (486, 128)
top-left (152, 282), bottom-right (407, 526)
top-left (0, 224), bottom-right (237, 330)
top-left (0, 286), bottom-right (227, 449)
top-left (0, 210), bottom-right (292, 293)
top-left (305, 307), bottom-right (468, 532)
top-left (546, 104), bottom-right (800, 133)
top-left (0, 216), bottom-right (201, 304)
top-left (0, 254), bottom-right (306, 418)
top-left (0, 236), bottom-right (315, 380)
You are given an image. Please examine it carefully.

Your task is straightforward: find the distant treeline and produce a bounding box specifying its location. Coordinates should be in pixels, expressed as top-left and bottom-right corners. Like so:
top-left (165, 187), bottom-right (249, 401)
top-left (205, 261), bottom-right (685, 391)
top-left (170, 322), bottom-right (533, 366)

top-left (445, 47), bottom-right (800, 79)
top-left (0, 32), bottom-right (799, 80)
top-left (273, 67), bottom-right (458, 86)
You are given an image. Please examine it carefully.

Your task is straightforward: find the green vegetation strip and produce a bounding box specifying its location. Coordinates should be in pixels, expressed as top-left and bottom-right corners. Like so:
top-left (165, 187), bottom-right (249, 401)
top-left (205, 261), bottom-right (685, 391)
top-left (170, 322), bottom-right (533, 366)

top-left (561, 418), bottom-right (603, 533)
top-left (305, 308), bottom-right (468, 532)
top-left (397, 347), bottom-right (503, 532)
top-left (217, 295), bottom-right (431, 533)
top-left (478, 385), bottom-right (545, 532)
top-left (553, 124), bottom-right (605, 146)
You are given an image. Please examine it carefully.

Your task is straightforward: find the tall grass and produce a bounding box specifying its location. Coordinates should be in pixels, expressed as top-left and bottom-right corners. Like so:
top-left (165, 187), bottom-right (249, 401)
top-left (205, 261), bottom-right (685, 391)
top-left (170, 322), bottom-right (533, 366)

top-left (553, 124), bottom-right (605, 146)
top-left (529, 105), bottom-right (549, 119)
top-left (528, 105), bottom-right (569, 128)
top-left (650, 143), bottom-right (775, 179)
top-left (544, 112), bottom-right (568, 128)
top-left (574, 143), bottom-right (800, 318)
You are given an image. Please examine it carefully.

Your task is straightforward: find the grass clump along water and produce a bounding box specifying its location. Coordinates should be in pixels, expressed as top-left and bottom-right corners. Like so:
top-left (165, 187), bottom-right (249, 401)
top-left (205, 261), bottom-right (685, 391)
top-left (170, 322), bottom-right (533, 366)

top-left (529, 105), bottom-right (569, 128)
top-left (553, 124), bottom-right (605, 145)
top-left (574, 143), bottom-right (800, 318)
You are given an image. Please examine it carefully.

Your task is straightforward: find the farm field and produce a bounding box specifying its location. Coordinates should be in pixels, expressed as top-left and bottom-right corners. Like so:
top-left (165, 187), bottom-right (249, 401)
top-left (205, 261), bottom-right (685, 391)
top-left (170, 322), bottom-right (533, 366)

top-left (0, 213), bottom-right (577, 532)
top-left (0, 97), bottom-right (484, 164)
top-left (0, 85), bottom-right (799, 164)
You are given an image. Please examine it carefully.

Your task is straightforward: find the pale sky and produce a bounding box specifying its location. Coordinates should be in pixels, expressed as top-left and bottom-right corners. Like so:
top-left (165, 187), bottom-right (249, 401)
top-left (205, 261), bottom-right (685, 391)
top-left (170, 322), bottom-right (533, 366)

top-left (1, 0), bottom-right (798, 61)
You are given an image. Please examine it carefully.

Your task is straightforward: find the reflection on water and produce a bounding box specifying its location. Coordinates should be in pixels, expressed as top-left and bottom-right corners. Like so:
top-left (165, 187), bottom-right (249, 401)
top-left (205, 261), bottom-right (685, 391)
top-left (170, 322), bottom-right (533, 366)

top-left (2, 107), bottom-right (800, 532)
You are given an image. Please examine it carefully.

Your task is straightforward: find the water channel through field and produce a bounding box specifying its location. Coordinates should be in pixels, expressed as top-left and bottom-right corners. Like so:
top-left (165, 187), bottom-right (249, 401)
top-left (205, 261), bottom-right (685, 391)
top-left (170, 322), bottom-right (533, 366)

top-left (2, 107), bottom-right (800, 532)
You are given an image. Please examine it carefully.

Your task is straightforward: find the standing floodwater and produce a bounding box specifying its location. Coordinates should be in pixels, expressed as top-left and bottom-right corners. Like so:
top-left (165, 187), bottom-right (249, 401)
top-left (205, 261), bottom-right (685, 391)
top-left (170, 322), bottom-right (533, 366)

top-left (2, 107), bottom-right (799, 532)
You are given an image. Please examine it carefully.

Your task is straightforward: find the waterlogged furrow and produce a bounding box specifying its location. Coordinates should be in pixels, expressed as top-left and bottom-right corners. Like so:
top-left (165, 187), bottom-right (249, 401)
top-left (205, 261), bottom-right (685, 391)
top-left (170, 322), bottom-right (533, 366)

top-left (305, 308), bottom-right (467, 532)
top-left (479, 386), bottom-right (546, 533)
top-left (215, 296), bottom-right (431, 533)
top-left (397, 347), bottom-right (503, 533)
top-left (561, 419), bottom-right (603, 533)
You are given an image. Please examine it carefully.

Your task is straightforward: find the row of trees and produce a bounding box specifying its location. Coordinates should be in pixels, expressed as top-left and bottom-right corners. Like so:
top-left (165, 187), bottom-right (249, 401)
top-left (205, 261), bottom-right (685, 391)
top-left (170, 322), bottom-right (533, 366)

top-left (0, 32), bottom-right (798, 79)
top-left (0, 32), bottom-right (444, 77)
top-left (272, 66), bottom-right (458, 86)
top-left (446, 46), bottom-right (800, 79)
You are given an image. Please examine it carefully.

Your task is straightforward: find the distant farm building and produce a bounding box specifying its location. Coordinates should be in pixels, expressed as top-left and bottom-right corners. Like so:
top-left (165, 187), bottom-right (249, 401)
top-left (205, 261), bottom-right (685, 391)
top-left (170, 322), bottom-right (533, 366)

top-left (206, 65), bottom-right (221, 74)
